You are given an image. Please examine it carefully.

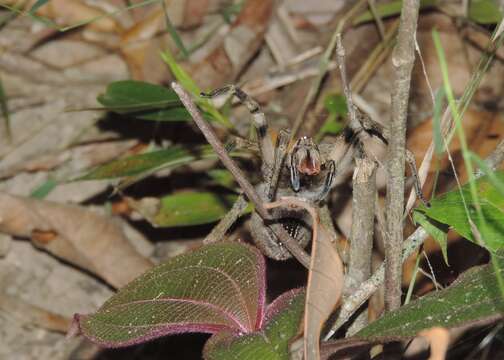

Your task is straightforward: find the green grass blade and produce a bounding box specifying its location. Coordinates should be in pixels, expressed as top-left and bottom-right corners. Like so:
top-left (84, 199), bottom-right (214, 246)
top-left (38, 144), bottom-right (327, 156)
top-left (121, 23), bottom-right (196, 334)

top-left (0, 75), bottom-right (11, 142)
top-left (160, 0), bottom-right (189, 59)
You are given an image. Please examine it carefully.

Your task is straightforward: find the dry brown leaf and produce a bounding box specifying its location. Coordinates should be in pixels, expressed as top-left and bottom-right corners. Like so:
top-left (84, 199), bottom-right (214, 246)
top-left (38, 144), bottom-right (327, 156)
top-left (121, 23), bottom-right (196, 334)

top-left (418, 326), bottom-right (450, 360)
top-left (264, 197), bottom-right (344, 360)
top-left (34, 0), bottom-right (122, 33)
top-left (0, 293), bottom-right (71, 333)
top-left (0, 192), bottom-right (153, 288)
top-left (185, 0), bottom-right (274, 89)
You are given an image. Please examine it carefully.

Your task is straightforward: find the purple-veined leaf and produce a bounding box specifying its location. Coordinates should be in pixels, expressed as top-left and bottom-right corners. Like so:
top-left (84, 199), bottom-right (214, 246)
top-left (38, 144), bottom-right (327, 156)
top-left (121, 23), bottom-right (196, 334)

top-left (203, 289), bottom-right (305, 360)
top-left (72, 243), bottom-right (266, 347)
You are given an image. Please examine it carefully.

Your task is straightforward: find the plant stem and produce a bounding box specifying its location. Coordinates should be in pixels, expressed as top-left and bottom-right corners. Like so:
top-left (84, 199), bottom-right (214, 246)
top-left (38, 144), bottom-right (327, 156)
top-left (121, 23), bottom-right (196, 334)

top-left (385, 0), bottom-right (420, 312)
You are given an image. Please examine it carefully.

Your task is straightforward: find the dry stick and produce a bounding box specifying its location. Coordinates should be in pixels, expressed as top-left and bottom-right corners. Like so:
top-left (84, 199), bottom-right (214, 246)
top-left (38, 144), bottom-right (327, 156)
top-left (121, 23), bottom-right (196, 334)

top-left (204, 194), bottom-right (248, 244)
top-left (344, 156), bottom-right (377, 336)
top-left (291, 0), bottom-right (367, 139)
top-left (368, 0), bottom-right (386, 40)
top-left (385, 0), bottom-right (420, 312)
top-left (324, 141), bottom-right (504, 340)
top-left (172, 82), bottom-right (311, 268)
top-left (335, 34), bottom-right (360, 130)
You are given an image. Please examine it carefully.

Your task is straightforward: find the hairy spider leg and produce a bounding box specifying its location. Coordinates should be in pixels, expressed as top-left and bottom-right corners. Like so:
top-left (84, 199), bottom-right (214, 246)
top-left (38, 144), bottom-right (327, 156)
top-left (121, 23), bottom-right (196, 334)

top-left (201, 85), bottom-right (275, 173)
top-left (289, 149), bottom-right (301, 192)
top-left (315, 160), bottom-right (336, 202)
top-left (268, 129), bottom-right (290, 200)
top-left (349, 109), bottom-right (431, 208)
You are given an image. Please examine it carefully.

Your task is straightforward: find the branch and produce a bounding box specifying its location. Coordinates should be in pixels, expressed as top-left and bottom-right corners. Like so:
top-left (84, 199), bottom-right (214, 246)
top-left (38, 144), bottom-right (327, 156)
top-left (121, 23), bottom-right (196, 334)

top-left (324, 140), bottom-right (504, 339)
top-left (172, 82), bottom-right (311, 268)
top-left (344, 156), bottom-right (377, 334)
top-left (385, 0), bottom-right (420, 311)
top-left (290, 0), bottom-right (367, 138)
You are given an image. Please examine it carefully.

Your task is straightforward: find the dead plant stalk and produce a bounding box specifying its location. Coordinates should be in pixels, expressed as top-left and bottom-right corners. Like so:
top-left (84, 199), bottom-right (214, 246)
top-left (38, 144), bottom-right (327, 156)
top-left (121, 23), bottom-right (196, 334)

top-left (385, 0), bottom-right (420, 311)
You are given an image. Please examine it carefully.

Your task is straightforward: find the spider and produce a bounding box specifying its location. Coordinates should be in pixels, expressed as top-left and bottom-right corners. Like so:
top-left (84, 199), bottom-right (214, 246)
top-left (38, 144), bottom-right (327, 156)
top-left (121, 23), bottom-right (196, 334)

top-left (201, 85), bottom-right (428, 260)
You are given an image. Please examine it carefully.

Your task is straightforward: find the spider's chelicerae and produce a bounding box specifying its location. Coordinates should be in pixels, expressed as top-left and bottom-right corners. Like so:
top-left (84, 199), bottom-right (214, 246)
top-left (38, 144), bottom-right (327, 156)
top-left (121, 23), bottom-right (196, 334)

top-left (201, 85), bottom-right (428, 260)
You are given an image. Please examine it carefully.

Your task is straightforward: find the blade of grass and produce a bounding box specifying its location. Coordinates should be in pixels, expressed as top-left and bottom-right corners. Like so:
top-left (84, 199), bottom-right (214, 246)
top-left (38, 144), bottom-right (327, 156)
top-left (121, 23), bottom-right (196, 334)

top-left (404, 252), bottom-right (423, 305)
top-left (160, 49), bottom-right (232, 128)
top-left (27, 0), bottom-right (50, 14)
top-left (0, 75), bottom-right (11, 142)
top-left (470, 152), bottom-right (504, 196)
top-left (432, 28), bottom-right (504, 300)
top-left (1, 0), bottom-right (160, 32)
top-left (161, 0), bottom-right (189, 59)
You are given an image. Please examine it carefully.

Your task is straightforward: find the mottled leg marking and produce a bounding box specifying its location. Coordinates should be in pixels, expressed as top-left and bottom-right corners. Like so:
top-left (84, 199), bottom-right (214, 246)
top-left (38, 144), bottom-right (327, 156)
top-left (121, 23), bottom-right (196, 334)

top-left (201, 85), bottom-right (275, 168)
top-left (406, 149), bottom-right (431, 208)
top-left (267, 129), bottom-right (290, 200)
top-left (316, 160), bottom-right (336, 202)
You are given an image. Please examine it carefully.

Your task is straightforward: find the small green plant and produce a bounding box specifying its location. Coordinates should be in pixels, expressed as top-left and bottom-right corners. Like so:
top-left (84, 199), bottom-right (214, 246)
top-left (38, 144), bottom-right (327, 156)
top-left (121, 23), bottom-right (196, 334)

top-left (71, 243), bottom-right (305, 360)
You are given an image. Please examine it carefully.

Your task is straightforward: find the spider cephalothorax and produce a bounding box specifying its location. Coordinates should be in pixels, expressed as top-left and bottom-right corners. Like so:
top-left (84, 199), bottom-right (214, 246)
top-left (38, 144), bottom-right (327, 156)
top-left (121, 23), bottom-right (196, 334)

top-left (288, 136), bottom-right (336, 202)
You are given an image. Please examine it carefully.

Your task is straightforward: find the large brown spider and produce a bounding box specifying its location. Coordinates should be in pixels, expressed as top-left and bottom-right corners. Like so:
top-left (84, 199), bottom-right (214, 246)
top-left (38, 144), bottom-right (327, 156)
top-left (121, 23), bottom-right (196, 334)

top-left (201, 85), bottom-right (428, 260)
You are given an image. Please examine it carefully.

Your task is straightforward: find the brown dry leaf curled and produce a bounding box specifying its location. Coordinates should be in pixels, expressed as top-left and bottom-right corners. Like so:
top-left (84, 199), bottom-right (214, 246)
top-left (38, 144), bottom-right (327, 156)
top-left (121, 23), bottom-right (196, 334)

top-left (264, 197), bottom-right (344, 360)
top-left (418, 326), bottom-right (450, 360)
top-left (0, 192), bottom-right (153, 288)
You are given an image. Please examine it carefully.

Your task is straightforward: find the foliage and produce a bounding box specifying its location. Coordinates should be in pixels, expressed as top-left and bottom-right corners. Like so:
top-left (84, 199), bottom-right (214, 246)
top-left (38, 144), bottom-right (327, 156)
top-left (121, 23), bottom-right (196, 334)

top-left (73, 243), bottom-right (305, 359)
top-left (414, 171), bottom-right (504, 253)
top-left (356, 251), bottom-right (504, 340)
top-left (97, 80), bottom-right (192, 122)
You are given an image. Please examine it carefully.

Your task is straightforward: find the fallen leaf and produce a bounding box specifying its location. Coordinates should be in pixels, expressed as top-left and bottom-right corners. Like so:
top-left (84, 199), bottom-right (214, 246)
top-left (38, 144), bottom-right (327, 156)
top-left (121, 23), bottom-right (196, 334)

top-left (264, 197), bottom-right (344, 360)
top-left (0, 192), bottom-right (152, 288)
top-left (418, 326), bottom-right (450, 360)
top-left (185, 0), bottom-right (274, 90)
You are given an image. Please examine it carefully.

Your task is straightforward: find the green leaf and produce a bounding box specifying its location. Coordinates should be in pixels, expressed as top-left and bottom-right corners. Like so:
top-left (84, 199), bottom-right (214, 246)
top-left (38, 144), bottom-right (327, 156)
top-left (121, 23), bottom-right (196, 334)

top-left (356, 252), bottom-right (504, 340)
top-left (204, 289), bottom-right (305, 360)
top-left (413, 211), bottom-right (449, 265)
top-left (97, 80), bottom-right (191, 121)
top-left (74, 243), bottom-right (267, 347)
top-left (207, 169), bottom-right (237, 189)
top-left (30, 178), bottom-right (58, 199)
top-left (468, 0), bottom-right (503, 24)
top-left (316, 94), bottom-right (347, 140)
top-left (77, 146), bottom-right (217, 180)
top-left (132, 191), bottom-right (244, 227)
top-left (414, 171), bottom-right (504, 252)
top-left (160, 50), bottom-right (200, 96)
top-left (160, 49), bottom-right (231, 127)
top-left (353, 0), bottom-right (437, 25)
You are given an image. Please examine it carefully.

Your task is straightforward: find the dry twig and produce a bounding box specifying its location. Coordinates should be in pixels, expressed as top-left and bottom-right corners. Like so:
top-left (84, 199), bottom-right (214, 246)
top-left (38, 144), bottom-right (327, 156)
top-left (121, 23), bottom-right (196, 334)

top-left (345, 156), bottom-right (377, 334)
top-left (385, 0), bottom-right (420, 311)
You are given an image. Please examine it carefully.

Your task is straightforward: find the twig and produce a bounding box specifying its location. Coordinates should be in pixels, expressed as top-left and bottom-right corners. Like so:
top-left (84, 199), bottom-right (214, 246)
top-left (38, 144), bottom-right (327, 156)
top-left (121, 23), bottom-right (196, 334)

top-left (172, 82), bottom-right (311, 268)
top-left (476, 140), bottom-right (504, 178)
top-left (344, 156), bottom-right (377, 335)
top-left (325, 226), bottom-right (428, 340)
top-left (385, 0), bottom-right (420, 312)
top-left (335, 34), bottom-right (360, 130)
top-left (203, 193), bottom-right (248, 244)
top-left (291, 0), bottom-right (367, 138)
top-left (368, 0), bottom-right (385, 40)
top-left (324, 141), bottom-right (504, 340)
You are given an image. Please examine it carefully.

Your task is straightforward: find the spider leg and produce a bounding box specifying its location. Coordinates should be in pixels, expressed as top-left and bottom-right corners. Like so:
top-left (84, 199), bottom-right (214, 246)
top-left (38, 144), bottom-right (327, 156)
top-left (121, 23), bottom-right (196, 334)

top-left (201, 85), bottom-right (275, 171)
top-left (289, 151), bottom-right (301, 192)
top-left (315, 160), bottom-right (336, 202)
top-left (353, 110), bottom-right (431, 208)
top-left (267, 129), bottom-right (290, 200)
top-left (405, 149), bottom-right (431, 207)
